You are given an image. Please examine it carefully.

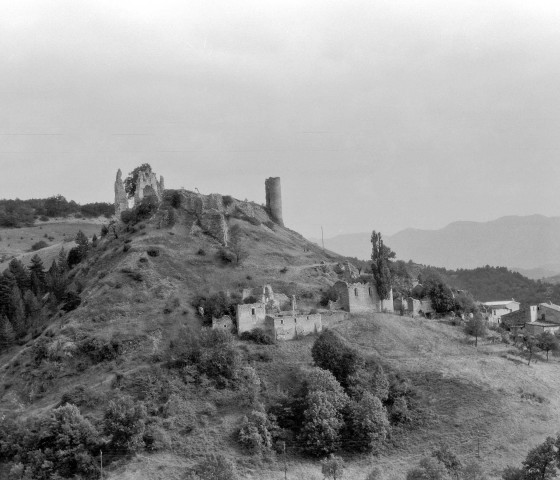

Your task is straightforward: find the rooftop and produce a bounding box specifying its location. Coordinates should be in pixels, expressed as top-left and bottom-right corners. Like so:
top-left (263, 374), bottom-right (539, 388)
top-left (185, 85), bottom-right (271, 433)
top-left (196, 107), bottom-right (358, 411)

top-left (482, 300), bottom-right (519, 307)
top-left (539, 302), bottom-right (560, 312)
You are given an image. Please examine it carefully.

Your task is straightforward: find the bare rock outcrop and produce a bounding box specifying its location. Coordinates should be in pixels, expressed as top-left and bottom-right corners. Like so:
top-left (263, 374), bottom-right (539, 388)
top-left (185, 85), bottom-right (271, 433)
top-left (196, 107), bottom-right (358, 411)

top-left (114, 169), bottom-right (129, 217)
top-left (198, 209), bottom-right (229, 246)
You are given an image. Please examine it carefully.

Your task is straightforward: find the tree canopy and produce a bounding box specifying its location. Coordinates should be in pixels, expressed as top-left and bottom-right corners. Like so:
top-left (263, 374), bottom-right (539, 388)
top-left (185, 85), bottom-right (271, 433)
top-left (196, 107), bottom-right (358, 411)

top-left (124, 163), bottom-right (152, 198)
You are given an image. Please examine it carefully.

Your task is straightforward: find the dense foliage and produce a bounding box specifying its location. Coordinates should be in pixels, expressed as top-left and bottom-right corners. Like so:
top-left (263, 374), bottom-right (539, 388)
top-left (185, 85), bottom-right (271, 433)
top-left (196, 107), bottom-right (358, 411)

top-left (0, 195), bottom-right (113, 227)
top-left (371, 231), bottom-right (395, 300)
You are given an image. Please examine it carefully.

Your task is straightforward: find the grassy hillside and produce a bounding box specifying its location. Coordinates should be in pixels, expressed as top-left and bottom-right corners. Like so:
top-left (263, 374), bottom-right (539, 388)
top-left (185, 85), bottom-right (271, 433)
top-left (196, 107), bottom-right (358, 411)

top-left (0, 201), bottom-right (558, 480)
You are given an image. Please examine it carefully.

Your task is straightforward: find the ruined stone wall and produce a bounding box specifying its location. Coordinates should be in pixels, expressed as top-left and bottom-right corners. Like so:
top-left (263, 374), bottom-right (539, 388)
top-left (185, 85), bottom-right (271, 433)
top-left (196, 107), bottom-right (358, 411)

top-left (321, 310), bottom-right (349, 328)
top-left (212, 315), bottom-right (234, 332)
top-left (407, 297), bottom-right (432, 316)
top-left (265, 177), bottom-right (284, 226)
top-left (333, 281), bottom-right (393, 314)
top-left (134, 170), bottom-right (164, 204)
top-left (236, 303), bottom-right (267, 334)
top-left (538, 304), bottom-right (560, 324)
top-left (271, 313), bottom-right (322, 340)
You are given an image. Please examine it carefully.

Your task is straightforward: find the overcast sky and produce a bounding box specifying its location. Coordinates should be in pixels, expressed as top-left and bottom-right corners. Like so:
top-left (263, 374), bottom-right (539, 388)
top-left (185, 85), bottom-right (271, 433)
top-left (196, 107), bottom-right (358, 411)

top-left (2, 0), bottom-right (560, 239)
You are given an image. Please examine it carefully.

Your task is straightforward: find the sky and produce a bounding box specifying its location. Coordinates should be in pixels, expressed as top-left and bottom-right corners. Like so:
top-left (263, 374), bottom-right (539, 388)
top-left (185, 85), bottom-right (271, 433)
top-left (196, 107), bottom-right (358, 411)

top-left (2, 0), bottom-right (560, 239)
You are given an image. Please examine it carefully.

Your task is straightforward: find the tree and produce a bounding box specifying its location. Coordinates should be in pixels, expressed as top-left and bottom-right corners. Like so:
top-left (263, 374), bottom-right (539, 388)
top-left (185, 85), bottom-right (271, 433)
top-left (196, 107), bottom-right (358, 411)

top-left (464, 313), bottom-right (487, 347)
top-left (0, 315), bottom-right (15, 350)
top-left (347, 361), bottom-right (389, 401)
top-left (75, 230), bottom-right (89, 257)
top-left (432, 445), bottom-right (462, 480)
top-left (536, 332), bottom-right (559, 361)
top-left (103, 394), bottom-right (147, 453)
top-left (407, 457), bottom-right (451, 480)
top-left (428, 282), bottom-right (455, 314)
top-left (298, 390), bottom-right (345, 456)
top-left (371, 231), bottom-right (395, 300)
top-left (502, 466), bottom-right (525, 480)
top-left (321, 454), bottom-right (345, 480)
top-left (345, 392), bottom-right (390, 452)
top-left (311, 330), bottom-right (365, 389)
top-left (522, 437), bottom-right (557, 480)
top-left (228, 225), bottom-right (248, 265)
top-left (124, 163), bottom-right (152, 198)
top-left (56, 246), bottom-right (68, 273)
top-left (8, 259), bottom-right (30, 292)
top-left (8, 286), bottom-right (25, 334)
top-left (523, 336), bottom-right (539, 366)
top-left (29, 254), bottom-right (46, 295)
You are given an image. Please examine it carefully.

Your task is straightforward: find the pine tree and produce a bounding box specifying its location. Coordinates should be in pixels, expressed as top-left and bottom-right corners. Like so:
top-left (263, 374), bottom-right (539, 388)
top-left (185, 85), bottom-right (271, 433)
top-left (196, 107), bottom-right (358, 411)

top-left (29, 254), bottom-right (46, 295)
top-left (8, 286), bottom-right (26, 334)
top-left (23, 290), bottom-right (41, 318)
top-left (57, 247), bottom-right (68, 273)
top-left (0, 315), bottom-right (15, 350)
top-left (75, 230), bottom-right (89, 260)
top-left (91, 233), bottom-right (98, 248)
top-left (8, 258), bottom-right (30, 292)
top-left (0, 274), bottom-right (15, 317)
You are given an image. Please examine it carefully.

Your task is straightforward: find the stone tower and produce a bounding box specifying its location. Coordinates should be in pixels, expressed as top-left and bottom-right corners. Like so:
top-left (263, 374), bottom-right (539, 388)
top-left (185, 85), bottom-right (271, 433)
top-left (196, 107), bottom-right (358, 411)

top-left (265, 177), bottom-right (284, 226)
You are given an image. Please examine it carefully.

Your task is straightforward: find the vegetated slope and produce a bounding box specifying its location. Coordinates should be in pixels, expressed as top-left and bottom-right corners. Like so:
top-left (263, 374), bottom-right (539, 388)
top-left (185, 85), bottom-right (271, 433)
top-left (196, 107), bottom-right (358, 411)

top-left (318, 215), bottom-right (560, 273)
top-left (0, 199), bottom-right (348, 477)
top-left (418, 265), bottom-right (560, 306)
top-left (0, 219), bottom-right (103, 266)
top-left (331, 314), bottom-right (560, 480)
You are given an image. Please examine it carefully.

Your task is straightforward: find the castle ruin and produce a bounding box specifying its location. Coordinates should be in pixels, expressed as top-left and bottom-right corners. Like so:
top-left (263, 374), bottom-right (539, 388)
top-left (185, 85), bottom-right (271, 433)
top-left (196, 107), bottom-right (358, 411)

top-left (114, 169), bottom-right (285, 246)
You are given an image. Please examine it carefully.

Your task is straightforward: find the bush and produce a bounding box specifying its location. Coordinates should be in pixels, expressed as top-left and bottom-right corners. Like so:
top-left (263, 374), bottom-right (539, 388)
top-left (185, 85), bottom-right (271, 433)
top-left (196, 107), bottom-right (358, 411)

top-left (167, 191), bottom-right (183, 208)
top-left (240, 328), bottom-right (275, 345)
top-left (147, 247), bottom-right (160, 257)
top-left (67, 246), bottom-right (85, 268)
top-left (61, 291), bottom-right (81, 312)
top-left (31, 240), bottom-right (48, 251)
top-left (103, 394), bottom-right (147, 453)
top-left (238, 410), bottom-right (278, 453)
top-left (197, 248), bottom-right (206, 256)
top-left (243, 295), bottom-right (258, 304)
top-left (218, 248), bottom-right (236, 264)
top-left (188, 454), bottom-right (239, 480)
top-left (345, 393), bottom-right (390, 452)
top-left (79, 336), bottom-right (122, 363)
top-left (311, 330), bottom-right (365, 389)
top-left (223, 195), bottom-right (234, 207)
top-left (0, 404), bottom-right (101, 479)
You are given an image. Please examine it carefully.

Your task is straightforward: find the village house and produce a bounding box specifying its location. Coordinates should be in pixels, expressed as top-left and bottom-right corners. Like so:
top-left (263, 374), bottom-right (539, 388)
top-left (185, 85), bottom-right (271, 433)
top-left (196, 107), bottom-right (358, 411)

top-left (500, 301), bottom-right (560, 336)
top-left (481, 299), bottom-right (520, 324)
top-left (234, 285), bottom-right (323, 341)
top-left (407, 297), bottom-right (434, 317)
top-left (333, 281), bottom-right (394, 314)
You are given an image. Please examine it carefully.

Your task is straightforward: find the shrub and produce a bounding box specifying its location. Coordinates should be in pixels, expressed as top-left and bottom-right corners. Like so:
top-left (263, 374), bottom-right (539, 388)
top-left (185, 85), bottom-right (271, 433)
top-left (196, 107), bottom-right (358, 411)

top-left (218, 248), bottom-right (236, 264)
top-left (103, 394), bottom-right (147, 453)
top-left (197, 248), bottom-right (206, 256)
top-left (31, 240), bottom-right (48, 251)
top-left (321, 454), bottom-right (345, 480)
top-left (243, 295), bottom-right (258, 304)
top-left (311, 330), bottom-right (365, 389)
top-left (61, 291), bottom-right (81, 312)
top-left (280, 266), bottom-right (288, 274)
top-left (238, 410), bottom-right (278, 453)
top-left (240, 328), bottom-right (275, 345)
top-left (223, 195), bottom-right (234, 207)
top-left (67, 246), bottom-right (85, 268)
top-left (147, 247), bottom-right (160, 257)
top-left (406, 457), bottom-right (451, 480)
top-left (79, 336), bottom-right (122, 363)
top-left (345, 393), bottom-right (390, 452)
top-left (168, 191), bottom-right (182, 208)
top-left (120, 210), bottom-right (135, 224)
top-left (123, 244), bottom-right (131, 252)
top-left (189, 454), bottom-right (239, 480)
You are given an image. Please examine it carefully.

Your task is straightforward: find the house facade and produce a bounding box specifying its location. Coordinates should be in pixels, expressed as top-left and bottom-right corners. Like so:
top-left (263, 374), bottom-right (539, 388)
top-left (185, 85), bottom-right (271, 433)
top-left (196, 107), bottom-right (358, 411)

top-left (333, 281), bottom-right (394, 314)
top-left (481, 300), bottom-right (520, 324)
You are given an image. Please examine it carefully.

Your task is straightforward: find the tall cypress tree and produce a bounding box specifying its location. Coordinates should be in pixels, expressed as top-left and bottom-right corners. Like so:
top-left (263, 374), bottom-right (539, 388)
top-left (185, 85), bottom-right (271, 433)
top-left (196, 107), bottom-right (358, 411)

top-left (8, 286), bottom-right (26, 334)
top-left (29, 254), bottom-right (46, 295)
top-left (370, 231), bottom-right (396, 300)
top-left (57, 246), bottom-right (68, 273)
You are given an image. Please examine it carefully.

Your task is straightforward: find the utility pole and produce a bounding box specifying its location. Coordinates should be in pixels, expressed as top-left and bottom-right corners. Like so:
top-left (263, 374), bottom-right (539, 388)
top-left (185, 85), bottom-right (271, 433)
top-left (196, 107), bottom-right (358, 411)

top-left (283, 441), bottom-right (287, 480)
top-left (100, 450), bottom-right (103, 479)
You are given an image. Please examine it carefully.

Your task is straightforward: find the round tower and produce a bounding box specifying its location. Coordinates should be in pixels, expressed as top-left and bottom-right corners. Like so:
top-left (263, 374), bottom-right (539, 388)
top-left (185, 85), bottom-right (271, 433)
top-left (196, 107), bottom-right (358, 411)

top-left (265, 177), bottom-right (284, 226)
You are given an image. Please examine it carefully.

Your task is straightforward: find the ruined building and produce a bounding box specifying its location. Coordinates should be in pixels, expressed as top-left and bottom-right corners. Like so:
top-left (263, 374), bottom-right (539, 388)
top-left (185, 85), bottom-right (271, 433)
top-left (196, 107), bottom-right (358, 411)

top-left (114, 170), bottom-right (285, 247)
top-left (114, 168), bottom-right (165, 218)
top-left (236, 285), bottom-right (322, 340)
top-left (333, 281), bottom-right (394, 314)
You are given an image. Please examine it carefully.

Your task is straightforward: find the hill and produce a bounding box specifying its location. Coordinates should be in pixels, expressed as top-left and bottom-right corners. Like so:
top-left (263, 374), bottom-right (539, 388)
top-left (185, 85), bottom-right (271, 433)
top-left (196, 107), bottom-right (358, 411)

top-left (0, 192), bottom-right (558, 479)
top-left (317, 215), bottom-right (560, 275)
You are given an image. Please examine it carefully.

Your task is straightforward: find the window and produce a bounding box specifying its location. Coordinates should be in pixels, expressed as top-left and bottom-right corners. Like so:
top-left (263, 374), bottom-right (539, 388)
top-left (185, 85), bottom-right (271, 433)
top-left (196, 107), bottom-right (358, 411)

top-left (251, 308), bottom-right (256, 316)
top-left (354, 288), bottom-right (358, 297)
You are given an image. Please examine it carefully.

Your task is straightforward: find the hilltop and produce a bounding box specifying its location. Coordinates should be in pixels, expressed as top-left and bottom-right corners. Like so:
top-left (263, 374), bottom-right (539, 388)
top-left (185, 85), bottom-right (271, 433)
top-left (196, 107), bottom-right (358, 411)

top-left (0, 181), bottom-right (558, 480)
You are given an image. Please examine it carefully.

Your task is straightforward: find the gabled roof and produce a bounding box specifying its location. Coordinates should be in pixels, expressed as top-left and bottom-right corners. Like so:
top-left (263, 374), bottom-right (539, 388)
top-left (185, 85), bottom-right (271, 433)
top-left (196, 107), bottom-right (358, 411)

top-left (539, 302), bottom-right (560, 312)
top-left (482, 299), bottom-right (519, 307)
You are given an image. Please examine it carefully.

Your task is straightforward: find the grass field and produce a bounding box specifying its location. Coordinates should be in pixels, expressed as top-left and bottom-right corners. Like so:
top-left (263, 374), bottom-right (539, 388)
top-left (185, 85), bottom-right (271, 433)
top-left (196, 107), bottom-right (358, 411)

top-left (0, 219), bottom-right (105, 269)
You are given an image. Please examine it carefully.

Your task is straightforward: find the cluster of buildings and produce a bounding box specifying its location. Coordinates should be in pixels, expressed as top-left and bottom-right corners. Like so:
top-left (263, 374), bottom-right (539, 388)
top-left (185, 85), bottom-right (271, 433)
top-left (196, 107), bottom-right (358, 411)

top-left (499, 301), bottom-right (560, 336)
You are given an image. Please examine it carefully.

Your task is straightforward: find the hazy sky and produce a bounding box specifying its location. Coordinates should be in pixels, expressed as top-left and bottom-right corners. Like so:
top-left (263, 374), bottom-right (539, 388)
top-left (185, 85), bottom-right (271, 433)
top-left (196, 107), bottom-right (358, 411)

top-left (2, 0), bottom-right (560, 239)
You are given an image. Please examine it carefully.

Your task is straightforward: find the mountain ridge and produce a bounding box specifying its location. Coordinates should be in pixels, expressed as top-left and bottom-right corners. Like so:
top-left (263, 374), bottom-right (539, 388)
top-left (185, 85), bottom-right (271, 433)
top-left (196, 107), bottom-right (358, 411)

top-left (314, 214), bottom-right (560, 277)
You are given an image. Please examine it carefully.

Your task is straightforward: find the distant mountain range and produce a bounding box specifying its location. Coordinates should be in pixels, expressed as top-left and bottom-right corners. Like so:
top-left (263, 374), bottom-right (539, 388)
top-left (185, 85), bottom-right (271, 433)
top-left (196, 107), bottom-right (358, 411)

top-left (312, 215), bottom-right (560, 280)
